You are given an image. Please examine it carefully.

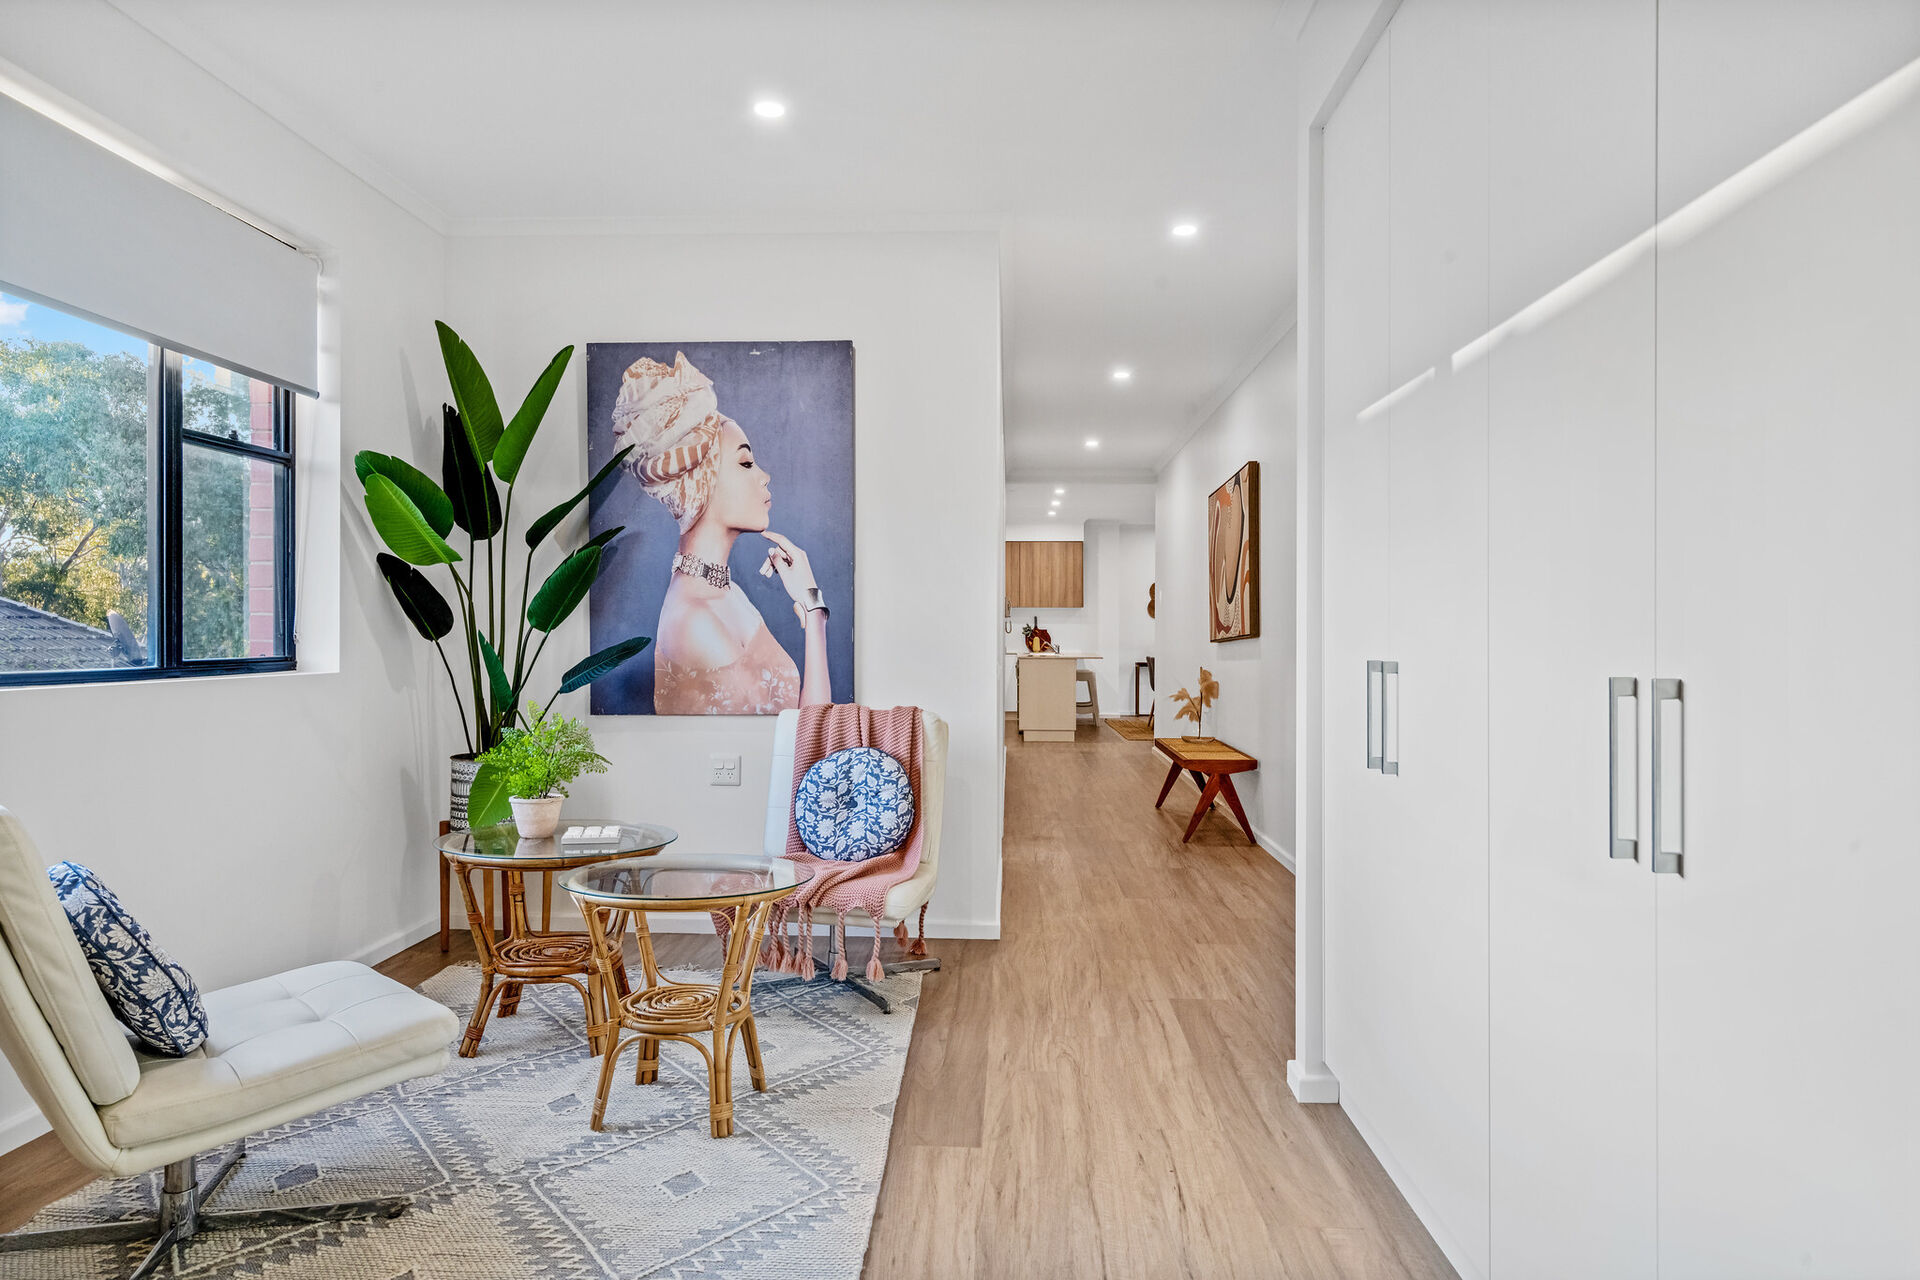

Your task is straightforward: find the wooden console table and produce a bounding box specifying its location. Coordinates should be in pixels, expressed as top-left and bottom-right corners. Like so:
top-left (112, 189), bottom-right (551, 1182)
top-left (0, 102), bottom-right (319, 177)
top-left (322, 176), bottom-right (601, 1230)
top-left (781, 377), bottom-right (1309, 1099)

top-left (1153, 737), bottom-right (1258, 844)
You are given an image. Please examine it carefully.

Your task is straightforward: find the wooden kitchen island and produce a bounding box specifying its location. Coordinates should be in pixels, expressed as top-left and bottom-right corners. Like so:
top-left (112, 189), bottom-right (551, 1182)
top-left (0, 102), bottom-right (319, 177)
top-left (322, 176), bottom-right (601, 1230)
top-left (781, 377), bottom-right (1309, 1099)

top-left (1012, 652), bottom-right (1100, 742)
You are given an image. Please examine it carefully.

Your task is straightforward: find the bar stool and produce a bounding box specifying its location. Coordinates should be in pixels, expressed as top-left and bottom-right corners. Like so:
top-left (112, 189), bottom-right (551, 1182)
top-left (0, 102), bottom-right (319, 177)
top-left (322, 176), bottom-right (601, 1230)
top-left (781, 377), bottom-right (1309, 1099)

top-left (1074, 666), bottom-right (1099, 722)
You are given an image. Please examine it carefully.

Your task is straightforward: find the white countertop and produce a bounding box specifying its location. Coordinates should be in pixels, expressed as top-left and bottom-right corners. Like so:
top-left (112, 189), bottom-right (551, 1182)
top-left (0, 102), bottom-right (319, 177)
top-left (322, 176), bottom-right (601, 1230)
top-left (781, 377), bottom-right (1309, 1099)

top-left (1006, 651), bottom-right (1102, 659)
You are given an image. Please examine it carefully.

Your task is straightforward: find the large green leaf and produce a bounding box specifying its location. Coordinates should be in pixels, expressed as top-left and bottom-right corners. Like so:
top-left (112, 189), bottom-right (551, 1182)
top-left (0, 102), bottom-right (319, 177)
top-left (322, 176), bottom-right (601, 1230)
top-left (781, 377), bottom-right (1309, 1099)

top-left (355, 451), bottom-right (453, 537)
top-left (375, 552), bottom-right (454, 640)
top-left (435, 320), bottom-right (503, 463)
top-left (466, 758), bottom-right (513, 829)
top-left (525, 446), bottom-right (632, 549)
top-left (441, 405), bottom-right (501, 538)
top-left (558, 635), bottom-right (651, 695)
top-left (527, 545), bottom-right (603, 632)
top-left (479, 633), bottom-right (513, 727)
top-left (582, 524), bottom-right (624, 554)
top-left (364, 473), bottom-right (460, 566)
top-left (493, 345), bottom-right (573, 484)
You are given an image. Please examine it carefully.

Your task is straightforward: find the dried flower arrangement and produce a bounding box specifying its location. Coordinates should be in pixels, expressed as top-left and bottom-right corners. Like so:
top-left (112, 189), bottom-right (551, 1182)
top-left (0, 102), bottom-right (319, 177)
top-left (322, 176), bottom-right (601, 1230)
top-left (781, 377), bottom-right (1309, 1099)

top-left (1170, 667), bottom-right (1219, 742)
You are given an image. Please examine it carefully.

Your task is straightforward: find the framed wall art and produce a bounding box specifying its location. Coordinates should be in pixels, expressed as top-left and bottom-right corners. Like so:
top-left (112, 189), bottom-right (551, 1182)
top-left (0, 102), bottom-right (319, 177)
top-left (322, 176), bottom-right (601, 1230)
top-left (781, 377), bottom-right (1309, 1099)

top-left (585, 340), bottom-right (855, 715)
top-left (1208, 460), bottom-right (1258, 642)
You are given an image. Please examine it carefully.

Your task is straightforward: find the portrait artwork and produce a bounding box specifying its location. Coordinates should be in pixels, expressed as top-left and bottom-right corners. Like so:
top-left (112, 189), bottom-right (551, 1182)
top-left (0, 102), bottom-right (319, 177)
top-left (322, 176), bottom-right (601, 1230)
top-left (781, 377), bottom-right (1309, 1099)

top-left (1207, 460), bottom-right (1258, 642)
top-left (585, 341), bottom-right (855, 715)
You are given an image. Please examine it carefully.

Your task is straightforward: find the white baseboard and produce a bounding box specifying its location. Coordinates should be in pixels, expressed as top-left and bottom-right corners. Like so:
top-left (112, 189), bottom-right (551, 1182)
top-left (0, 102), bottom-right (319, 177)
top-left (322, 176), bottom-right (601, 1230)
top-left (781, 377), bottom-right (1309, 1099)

top-left (0, 1106), bottom-right (50, 1158)
top-left (1339, 1085), bottom-right (1487, 1280)
top-left (351, 912), bottom-right (442, 966)
top-left (1286, 1058), bottom-right (1340, 1104)
top-left (1249, 822), bottom-right (1296, 872)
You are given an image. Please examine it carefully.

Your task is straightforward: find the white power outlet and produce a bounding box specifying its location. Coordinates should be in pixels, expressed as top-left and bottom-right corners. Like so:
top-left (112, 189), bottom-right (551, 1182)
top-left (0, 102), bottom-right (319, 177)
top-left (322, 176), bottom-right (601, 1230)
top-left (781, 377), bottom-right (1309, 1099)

top-left (710, 754), bottom-right (741, 787)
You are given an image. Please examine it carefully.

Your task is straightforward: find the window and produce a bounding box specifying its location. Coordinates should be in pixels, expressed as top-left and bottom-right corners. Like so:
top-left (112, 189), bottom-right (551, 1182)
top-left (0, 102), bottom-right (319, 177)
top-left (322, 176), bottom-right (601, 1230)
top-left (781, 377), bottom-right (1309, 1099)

top-left (0, 291), bottom-right (295, 684)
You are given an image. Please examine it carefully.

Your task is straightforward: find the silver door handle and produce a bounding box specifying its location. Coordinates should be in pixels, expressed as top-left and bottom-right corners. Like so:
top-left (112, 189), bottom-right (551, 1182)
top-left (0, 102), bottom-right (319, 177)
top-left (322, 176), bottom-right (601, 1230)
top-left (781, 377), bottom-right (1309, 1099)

top-left (1609, 677), bottom-right (1638, 860)
top-left (1381, 661), bottom-right (1400, 775)
top-left (1368, 660), bottom-right (1383, 771)
top-left (1651, 678), bottom-right (1683, 875)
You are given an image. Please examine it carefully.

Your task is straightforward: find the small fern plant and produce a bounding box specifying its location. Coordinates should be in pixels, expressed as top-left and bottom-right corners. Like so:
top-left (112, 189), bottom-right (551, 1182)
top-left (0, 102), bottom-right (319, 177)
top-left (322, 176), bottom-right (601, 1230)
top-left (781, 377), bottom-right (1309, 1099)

top-left (473, 703), bottom-right (608, 809)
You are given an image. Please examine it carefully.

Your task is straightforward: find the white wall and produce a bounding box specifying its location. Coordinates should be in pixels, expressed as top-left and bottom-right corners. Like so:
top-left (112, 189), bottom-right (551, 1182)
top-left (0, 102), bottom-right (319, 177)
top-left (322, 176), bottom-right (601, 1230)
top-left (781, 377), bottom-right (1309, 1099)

top-left (443, 231), bottom-right (1005, 939)
top-left (0, 1), bottom-right (451, 1152)
top-left (1154, 330), bottom-right (1297, 863)
top-left (1004, 523), bottom-right (1080, 542)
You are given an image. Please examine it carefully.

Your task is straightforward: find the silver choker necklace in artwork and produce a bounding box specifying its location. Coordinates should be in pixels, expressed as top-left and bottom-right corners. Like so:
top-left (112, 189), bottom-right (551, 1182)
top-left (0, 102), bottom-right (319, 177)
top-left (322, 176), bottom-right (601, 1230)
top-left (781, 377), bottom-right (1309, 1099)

top-left (672, 552), bottom-right (731, 590)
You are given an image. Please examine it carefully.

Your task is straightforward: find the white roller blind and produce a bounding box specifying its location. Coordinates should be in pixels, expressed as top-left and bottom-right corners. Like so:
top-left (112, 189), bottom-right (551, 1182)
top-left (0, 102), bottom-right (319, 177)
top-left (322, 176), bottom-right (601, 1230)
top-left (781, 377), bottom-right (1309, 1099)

top-left (0, 92), bottom-right (318, 396)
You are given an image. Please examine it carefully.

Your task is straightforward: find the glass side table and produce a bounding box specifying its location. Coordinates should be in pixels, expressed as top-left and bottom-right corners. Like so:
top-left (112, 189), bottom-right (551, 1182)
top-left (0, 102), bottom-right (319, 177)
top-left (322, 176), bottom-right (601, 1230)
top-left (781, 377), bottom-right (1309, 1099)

top-left (438, 820), bottom-right (676, 1058)
top-left (563, 854), bottom-right (811, 1138)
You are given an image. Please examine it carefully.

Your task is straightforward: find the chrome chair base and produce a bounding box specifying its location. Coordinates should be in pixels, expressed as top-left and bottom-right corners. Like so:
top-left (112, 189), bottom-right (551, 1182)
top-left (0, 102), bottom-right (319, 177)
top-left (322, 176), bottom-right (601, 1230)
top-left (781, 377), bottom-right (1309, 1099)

top-left (0, 1139), bottom-right (409, 1279)
top-left (761, 951), bottom-right (942, 1014)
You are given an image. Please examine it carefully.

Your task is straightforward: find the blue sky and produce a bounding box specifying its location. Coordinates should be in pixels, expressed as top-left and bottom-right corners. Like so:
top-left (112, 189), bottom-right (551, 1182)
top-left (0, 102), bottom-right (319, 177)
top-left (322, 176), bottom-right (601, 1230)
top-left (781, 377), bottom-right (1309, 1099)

top-left (0, 291), bottom-right (152, 360)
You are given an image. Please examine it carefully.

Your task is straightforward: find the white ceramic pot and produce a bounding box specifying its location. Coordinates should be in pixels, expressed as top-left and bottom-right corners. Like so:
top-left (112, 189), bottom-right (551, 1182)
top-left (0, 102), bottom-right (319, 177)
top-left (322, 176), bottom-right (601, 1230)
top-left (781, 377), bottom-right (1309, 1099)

top-left (509, 795), bottom-right (564, 840)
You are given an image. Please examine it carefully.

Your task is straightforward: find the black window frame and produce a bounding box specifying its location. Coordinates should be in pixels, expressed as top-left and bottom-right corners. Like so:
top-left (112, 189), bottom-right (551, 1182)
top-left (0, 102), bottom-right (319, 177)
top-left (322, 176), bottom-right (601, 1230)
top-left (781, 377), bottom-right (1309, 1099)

top-left (0, 342), bottom-right (297, 688)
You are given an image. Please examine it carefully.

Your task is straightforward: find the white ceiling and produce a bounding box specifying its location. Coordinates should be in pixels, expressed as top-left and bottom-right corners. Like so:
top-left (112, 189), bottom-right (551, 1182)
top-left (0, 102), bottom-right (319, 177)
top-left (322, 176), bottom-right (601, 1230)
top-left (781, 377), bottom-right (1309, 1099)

top-left (108, 0), bottom-right (1301, 483)
top-left (1006, 479), bottom-right (1156, 532)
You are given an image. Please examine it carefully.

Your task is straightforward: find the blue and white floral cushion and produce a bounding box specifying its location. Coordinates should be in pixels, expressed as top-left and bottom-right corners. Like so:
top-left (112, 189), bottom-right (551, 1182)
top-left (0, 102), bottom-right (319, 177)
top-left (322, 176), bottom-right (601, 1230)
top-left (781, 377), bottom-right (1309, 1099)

top-left (794, 747), bottom-right (916, 863)
top-left (47, 861), bottom-right (208, 1056)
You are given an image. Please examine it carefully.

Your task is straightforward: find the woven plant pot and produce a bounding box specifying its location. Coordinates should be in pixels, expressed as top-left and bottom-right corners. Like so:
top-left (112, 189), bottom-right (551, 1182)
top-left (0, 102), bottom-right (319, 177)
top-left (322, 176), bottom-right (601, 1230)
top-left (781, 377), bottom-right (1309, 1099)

top-left (448, 754), bottom-right (480, 830)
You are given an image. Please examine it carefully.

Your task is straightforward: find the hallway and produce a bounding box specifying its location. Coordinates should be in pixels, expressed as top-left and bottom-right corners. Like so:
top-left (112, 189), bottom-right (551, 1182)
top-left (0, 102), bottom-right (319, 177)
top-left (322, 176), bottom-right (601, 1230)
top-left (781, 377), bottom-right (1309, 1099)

top-left (864, 718), bottom-right (1454, 1278)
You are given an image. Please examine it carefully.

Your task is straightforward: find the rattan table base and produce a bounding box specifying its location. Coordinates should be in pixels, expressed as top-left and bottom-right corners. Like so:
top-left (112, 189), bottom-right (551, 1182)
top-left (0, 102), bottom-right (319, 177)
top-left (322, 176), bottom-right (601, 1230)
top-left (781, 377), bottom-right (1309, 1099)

top-left (449, 861), bottom-right (631, 1058)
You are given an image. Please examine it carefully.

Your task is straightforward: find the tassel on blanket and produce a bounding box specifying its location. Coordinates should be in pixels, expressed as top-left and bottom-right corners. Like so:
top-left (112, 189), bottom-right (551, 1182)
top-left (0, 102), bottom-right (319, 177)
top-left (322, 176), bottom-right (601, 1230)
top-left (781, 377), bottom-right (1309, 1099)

top-left (830, 912), bottom-right (849, 981)
top-left (912, 902), bottom-right (929, 957)
top-left (798, 908), bottom-right (818, 979)
top-left (866, 918), bottom-right (886, 983)
top-left (785, 909), bottom-right (807, 976)
top-left (777, 911), bottom-right (797, 974)
top-left (763, 903), bottom-right (789, 972)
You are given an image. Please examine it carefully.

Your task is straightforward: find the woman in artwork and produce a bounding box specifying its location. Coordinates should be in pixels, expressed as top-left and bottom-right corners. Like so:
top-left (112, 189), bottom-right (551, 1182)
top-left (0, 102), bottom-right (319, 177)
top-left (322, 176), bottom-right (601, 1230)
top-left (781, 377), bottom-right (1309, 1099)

top-left (612, 352), bottom-right (832, 715)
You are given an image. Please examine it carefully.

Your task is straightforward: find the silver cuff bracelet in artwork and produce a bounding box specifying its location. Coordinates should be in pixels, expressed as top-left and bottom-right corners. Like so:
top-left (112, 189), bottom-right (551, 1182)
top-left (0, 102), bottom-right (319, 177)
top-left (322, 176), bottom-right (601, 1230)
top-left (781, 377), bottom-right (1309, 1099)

top-left (802, 587), bottom-right (829, 616)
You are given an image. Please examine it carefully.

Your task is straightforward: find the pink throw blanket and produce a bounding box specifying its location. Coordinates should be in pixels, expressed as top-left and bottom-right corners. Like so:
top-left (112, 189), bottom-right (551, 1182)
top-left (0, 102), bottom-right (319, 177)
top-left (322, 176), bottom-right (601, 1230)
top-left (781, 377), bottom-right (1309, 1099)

top-left (717, 703), bottom-right (929, 982)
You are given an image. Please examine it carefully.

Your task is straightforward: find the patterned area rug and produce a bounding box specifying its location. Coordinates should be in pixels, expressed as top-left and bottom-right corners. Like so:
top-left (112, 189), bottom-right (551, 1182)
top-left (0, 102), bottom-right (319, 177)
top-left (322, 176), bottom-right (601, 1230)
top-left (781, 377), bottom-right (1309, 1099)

top-left (3, 962), bottom-right (921, 1279)
top-left (1103, 716), bottom-right (1156, 741)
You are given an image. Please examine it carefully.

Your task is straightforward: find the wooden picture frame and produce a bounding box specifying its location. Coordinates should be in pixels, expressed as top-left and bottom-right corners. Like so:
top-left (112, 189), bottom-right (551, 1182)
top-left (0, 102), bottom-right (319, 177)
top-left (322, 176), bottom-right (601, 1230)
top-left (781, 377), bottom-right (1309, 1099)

top-left (1208, 461), bottom-right (1259, 641)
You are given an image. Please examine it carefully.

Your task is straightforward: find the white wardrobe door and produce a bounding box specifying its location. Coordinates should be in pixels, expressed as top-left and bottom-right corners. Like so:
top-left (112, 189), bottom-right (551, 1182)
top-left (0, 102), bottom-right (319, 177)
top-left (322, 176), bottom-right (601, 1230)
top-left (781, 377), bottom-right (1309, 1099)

top-left (1321, 26), bottom-right (1395, 1133)
top-left (1375, 0), bottom-right (1492, 1272)
top-left (1653, 61), bottom-right (1920, 1280)
top-left (1655, 0), bottom-right (1920, 219)
top-left (1485, 3), bottom-right (1657, 1275)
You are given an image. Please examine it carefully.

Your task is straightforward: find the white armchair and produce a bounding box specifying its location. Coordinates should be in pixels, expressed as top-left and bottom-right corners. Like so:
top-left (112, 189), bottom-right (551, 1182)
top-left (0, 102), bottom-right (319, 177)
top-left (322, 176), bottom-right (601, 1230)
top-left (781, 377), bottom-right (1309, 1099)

top-left (0, 807), bottom-right (458, 1278)
top-left (760, 708), bottom-right (946, 1012)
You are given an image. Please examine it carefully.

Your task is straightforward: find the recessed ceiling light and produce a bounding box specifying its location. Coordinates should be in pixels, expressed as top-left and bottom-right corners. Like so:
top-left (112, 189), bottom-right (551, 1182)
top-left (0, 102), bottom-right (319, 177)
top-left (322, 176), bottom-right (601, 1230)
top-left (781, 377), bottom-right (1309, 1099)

top-left (1111, 367), bottom-right (1132, 383)
top-left (1047, 509), bottom-right (1057, 516)
top-left (1085, 438), bottom-right (1100, 450)
top-left (1050, 499), bottom-right (1061, 507)
top-left (753, 99), bottom-right (787, 119)
top-left (1171, 221), bottom-right (1199, 238)
top-left (1053, 487), bottom-right (1066, 495)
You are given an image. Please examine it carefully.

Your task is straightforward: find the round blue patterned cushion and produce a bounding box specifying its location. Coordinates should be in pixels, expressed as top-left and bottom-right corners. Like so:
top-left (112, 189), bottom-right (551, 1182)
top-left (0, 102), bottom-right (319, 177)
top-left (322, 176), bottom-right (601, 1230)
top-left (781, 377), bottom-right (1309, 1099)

top-left (48, 861), bottom-right (208, 1056)
top-left (794, 747), bottom-right (916, 863)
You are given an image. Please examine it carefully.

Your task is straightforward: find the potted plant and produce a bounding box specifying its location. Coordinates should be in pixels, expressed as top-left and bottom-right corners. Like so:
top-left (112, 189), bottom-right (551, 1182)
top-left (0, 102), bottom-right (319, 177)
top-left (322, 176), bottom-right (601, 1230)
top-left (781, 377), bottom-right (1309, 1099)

top-left (475, 704), bottom-right (609, 838)
top-left (357, 321), bottom-right (650, 827)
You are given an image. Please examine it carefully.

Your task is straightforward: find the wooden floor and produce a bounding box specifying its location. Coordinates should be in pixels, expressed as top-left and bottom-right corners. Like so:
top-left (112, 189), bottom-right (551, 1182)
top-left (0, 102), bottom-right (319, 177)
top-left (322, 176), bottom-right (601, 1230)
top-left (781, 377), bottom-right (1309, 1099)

top-left (0, 717), bottom-right (1454, 1279)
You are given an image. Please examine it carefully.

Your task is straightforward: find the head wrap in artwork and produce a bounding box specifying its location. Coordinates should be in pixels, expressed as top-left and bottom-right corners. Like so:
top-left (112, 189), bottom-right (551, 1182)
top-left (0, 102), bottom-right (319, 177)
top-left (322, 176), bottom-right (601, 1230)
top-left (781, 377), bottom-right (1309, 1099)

top-left (611, 352), bottom-right (728, 532)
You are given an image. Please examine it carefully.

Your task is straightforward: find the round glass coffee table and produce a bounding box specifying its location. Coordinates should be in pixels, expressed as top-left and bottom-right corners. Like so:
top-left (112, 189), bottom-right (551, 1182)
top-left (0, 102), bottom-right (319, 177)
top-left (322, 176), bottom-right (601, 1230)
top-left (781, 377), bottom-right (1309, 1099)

top-left (562, 854), bottom-right (811, 1138)
top-left (438, 820), bottom-right (676, 1057)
